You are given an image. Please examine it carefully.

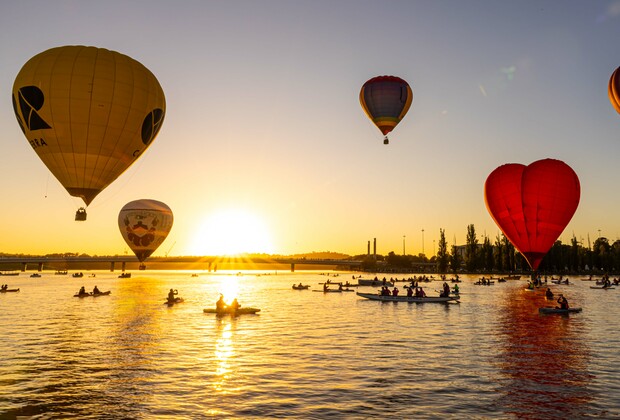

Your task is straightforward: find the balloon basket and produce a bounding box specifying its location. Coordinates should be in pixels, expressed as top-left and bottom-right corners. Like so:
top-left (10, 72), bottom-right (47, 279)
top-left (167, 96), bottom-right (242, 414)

top-left (75, 208), bottom-right (87, 221)
top-left (383, 137), bottom-right (389, 145)
top-left (139, 264), bottom-right (146, 270)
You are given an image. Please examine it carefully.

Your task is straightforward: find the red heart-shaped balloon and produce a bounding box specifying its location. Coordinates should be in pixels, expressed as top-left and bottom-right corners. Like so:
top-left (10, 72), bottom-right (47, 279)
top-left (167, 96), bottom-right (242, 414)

top-left (484, 158), bottom-right (580, 271)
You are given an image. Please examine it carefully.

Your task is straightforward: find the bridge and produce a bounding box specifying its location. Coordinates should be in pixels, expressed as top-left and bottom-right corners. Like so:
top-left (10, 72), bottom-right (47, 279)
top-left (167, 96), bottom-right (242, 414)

top-left (0, 256), bottom-right (363, 273)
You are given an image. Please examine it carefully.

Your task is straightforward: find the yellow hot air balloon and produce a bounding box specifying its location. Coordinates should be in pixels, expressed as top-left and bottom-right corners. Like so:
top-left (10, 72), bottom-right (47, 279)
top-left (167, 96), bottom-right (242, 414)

top-left (12, 45), bottom-right (166, 220)
top-left (118, 199), bottom-right (173, 269)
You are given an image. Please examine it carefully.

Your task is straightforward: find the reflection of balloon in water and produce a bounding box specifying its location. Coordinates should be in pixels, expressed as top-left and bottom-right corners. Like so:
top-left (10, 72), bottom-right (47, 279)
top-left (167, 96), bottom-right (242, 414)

top-left (484, 159), bottom-right (580, 271)
top-left (12, 45), bottom-right (166, 220)
top-left (118, 199), bottom-right (173, 263)
top-left (359, 75), bottom-right (412, 144)
top-left (609, 66), bottom-right (620, 114)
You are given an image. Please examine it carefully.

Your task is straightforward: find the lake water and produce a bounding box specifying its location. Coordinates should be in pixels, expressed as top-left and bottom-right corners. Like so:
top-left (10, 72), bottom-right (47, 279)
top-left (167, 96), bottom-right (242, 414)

top-left (1, 270), bottom-right (619, 419)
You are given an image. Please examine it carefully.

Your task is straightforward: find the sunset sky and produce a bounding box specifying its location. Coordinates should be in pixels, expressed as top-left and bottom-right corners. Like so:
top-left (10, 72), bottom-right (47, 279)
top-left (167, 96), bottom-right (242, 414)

top-left (1, 1), bottom-right (620, 258)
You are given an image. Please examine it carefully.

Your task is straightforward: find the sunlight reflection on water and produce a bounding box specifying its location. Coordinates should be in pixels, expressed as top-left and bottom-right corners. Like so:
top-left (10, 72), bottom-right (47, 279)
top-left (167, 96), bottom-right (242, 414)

top-left (0, 271), bottom-right (618, 418)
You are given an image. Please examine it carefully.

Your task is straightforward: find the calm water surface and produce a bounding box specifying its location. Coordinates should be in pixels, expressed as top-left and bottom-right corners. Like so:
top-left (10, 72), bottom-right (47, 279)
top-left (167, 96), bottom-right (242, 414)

top-left (1, 271), bottom-right (619, 419)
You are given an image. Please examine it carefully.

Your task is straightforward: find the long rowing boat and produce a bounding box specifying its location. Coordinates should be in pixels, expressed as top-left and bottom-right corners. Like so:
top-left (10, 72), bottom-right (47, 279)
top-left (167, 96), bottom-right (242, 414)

top-left (356, 292), bottom-right (457, 303)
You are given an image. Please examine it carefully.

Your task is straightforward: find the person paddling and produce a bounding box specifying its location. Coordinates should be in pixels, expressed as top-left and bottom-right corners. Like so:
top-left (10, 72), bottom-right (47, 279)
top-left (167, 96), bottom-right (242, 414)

top-left (545, 288), bottom-right (554, 300)
top-left (216, 294), bottom-right (226, 311)
top-left (168, 288), bottom-right (178, 303)
top-left (556, 294), bottom-right (569, 310)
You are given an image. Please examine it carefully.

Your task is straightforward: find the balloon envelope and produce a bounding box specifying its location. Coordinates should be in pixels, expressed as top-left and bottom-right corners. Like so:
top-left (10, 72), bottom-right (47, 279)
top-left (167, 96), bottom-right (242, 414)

top-left (118, 199), bottom-right (173, 262)
top-left (484, 159), bottom-right (580, 271)
top-left (12, 45), bottom-right (166, 206)
top-left (359, 75), bottom-right (412, 137)
top-left (609, 66), bottom-right (620, 114)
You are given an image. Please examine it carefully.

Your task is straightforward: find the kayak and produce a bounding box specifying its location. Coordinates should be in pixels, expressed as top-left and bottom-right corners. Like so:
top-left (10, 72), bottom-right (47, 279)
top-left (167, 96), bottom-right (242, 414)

top-left (74, 291), bottom-right (111, 297)
top-left (313, 289), bottom-right (342, 293)
top-left (165, 297), bottom-right (184, 306)
top-left (292, 285), bottom-right (310, 290)
top-left (590, 286), bottom-right (615, 290)
top-left (539, 307), bottom-right (582, 314)
top-left (356, 292), bottom-right (457, 303)
top-left (203, 307), bottom-right (260, 316)
top-left (0, 288), bottom-right (20, 293)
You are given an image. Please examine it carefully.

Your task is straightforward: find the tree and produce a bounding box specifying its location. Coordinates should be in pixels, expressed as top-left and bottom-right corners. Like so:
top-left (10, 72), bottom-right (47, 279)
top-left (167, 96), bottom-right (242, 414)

top-left (493, 233), bottom-right (504, 271)
top-left (450, 244), bottom-right (461, 273)
top-left (465, 224), bottom-right (478, 271)
top-left (437, 228), bottom-right (449, 273)
top-left (481, 235), bottom-right (494, 271)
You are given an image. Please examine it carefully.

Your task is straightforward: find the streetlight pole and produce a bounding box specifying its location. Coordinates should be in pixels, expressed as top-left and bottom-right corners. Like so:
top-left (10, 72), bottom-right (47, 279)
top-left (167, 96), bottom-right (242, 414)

top-left (421, 229), bottom-right (425, 255)
top-left (403, 235), bottom-right (406, 255)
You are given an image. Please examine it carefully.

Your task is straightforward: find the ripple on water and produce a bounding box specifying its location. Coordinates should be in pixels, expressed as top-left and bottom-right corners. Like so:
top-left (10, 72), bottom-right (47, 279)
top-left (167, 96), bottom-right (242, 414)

top-left (1, 273), bottom-right (620, 418)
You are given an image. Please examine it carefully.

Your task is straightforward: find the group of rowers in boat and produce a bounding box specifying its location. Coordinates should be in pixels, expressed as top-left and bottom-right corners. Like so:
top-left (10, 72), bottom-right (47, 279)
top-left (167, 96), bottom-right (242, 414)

top-left (596, 275), bottom-right (618, 287)
top-left (544, 288), bottom-right (571, 309)
top-left (216, 294), bottom-right (240, 312)
top-left (363, 274), bottom-right (440, 284)
top-left (1, 284), bottom-right (12, 291)
top-left (378, 282), bottom-right (459, 298)
top-left (77, 285), bottom-right (103, 295)
top-left (323, 282), bottom-right (353, 291)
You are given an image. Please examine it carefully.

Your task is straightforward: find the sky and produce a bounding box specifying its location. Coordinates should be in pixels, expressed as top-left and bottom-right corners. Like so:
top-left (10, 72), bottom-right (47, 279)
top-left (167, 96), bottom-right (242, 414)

top-left (1, 0), bottom-right (620, 258)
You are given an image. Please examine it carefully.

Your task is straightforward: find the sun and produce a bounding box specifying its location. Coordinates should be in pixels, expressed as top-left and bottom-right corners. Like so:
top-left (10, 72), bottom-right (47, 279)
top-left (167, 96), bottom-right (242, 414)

top-left (189, 208), bottom-right (275, 256)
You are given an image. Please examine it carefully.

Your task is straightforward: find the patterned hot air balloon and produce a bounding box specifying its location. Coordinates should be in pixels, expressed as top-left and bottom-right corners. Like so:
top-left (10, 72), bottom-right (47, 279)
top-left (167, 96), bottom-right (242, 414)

top-left (12, 45), bottom-right (166, 220)
top-left (359, 75), bottom-right (412, 144)
top-left (484, 159), bottom-right (580, 271)
top-left (118, 199), bottom-right (173, 268)
top-left (609, 66), bottom-right (620, 114)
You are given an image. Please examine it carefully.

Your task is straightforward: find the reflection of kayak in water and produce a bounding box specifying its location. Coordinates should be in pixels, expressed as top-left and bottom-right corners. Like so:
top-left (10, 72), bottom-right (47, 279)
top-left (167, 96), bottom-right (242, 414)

top-left (539, 307), bottom-right (582, 314)
top-left (165, 297), bottom-right (184, 306)
top-left (203, 307), bottom-right (260, 316)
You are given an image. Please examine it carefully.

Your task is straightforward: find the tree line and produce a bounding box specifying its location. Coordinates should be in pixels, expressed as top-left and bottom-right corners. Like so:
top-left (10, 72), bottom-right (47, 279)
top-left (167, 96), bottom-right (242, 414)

top-left (356, 225), bottom-right (620, 275)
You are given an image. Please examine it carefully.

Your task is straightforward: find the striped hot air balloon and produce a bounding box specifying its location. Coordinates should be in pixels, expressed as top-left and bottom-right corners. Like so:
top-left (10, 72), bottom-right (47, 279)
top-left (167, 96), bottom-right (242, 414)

top-left (359, 75), bottom-right (412, 144)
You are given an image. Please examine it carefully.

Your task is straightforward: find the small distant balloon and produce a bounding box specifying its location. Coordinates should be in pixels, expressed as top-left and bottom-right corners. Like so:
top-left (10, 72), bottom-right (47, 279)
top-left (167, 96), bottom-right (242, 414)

top-left (118, 199), bottom-right (173, 263)
top-left (359, 75), bottom-right (412, 144)
top-left (608, 66), bottom-right (620, 114)
top-left (12, 45), bottom-right (166, 220)
top-left (484, 159), bottom-right (580, 271)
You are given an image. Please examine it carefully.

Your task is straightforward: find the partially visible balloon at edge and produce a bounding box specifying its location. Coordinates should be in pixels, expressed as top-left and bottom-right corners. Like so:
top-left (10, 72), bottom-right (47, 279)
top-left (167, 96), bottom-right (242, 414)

top-left (609, 66), bottom-right (620, 114)
top-left (118, 199), bottom-right (173, 263)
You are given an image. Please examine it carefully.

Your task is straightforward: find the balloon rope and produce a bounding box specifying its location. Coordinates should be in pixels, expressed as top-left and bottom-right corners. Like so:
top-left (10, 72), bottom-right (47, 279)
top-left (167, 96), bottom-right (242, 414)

top-left (44, 173), bottom-right (50, 198)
